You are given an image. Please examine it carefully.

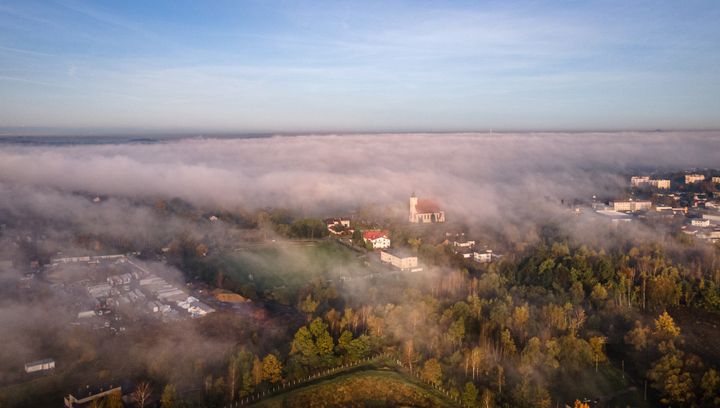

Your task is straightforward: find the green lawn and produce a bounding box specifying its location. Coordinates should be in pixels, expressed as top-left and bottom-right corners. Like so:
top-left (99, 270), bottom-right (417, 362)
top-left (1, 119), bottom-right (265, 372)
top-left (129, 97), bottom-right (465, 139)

top-left (212, 241), bottom-right (364, 292)
top-left (252, 368), bottom-right (457, 408)
top-left (552, 364), bottom-right (650, 408)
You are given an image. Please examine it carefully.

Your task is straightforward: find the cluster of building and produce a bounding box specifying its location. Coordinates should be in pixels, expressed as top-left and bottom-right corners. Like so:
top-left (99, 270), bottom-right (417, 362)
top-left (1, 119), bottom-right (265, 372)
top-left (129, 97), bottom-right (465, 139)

top-left (682, 214), bottom-right (720, 243)
top-left (448, 233), bottom-right (497, 264)
top-left (631, 176), bottom-right (671, 189)
top-left (46, 254), bottom-right (215, 334)
top-left (379, 249), bottom-right (422, 272)
top-left (324, 217), bottom-right (352, 235)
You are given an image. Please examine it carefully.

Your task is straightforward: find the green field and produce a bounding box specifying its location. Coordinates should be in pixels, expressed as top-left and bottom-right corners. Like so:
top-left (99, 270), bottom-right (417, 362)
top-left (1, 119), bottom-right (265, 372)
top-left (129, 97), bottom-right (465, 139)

top-left (212, 241), bottom-right (366, 291)
top-left (252, 368), bottom-right (457, 408)
top-left (552, 365), bottom-right (650, 408)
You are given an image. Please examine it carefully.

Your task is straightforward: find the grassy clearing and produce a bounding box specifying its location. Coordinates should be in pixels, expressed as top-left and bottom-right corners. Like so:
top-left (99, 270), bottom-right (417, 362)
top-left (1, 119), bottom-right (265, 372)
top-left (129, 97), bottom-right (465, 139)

top-left (553, 364), bottom-right (649, 408)
top-left (253, 368), bottom-right (456, 408)
top-left (212, 241), bottom-right (363, 291)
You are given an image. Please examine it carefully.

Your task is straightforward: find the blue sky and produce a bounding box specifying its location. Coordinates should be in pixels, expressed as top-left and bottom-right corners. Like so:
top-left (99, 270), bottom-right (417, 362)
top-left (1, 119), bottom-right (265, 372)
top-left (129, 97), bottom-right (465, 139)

top-left (0, 0), bottom-right (719, 132)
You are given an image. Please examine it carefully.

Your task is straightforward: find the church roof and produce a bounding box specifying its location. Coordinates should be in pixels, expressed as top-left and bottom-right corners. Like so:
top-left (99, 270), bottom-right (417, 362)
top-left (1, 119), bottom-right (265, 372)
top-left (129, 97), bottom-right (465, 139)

top-left (416, 199), bottom-right (442, 214)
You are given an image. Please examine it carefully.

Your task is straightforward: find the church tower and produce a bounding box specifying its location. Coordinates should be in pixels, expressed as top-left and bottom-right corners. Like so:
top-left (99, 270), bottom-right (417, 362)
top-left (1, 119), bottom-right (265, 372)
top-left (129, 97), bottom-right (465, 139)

top-left (409, 192), bottom-right (418, 222)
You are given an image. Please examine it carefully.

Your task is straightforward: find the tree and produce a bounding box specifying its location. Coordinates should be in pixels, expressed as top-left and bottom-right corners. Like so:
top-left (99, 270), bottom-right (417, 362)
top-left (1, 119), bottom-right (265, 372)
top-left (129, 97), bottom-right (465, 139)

top-left (653, 311), bottom-right (680, 344)
top-left (132, 381), bottom-right (152, 408)
top-left (624, 321), bottom-right (650, 351)
top-left (468, 346), bottom-right (485, 380)
top-left (500, 329), bottom-right (517, 358)
top-left (403, 339), bottom-right (418, 373)
top-left (590, 283), bottom-right (608, 307)
top-left (519, 338), bottom-right (543, 376)
top-left (337, 330), bottom-right (354, 360)
top-left (700, 368), bottom-right (720, 405)
top-left (448, 318), bottom-right (466, 348)
top-left (299, 294), bottom-right (318, 320)
top-left (252, 355), bottom-right (263, 386)
top-left (262, 354), bottom-right (283, 384)
top-left (647, 348), bottom-right (695, 406)
top-left (309, 317), bottom-right (335, 364)
top-left (105, 392), bottom-right (123, 408)
top-left (511, 304), bottom-right (530, 341)
top-left (290, 326), bottom-right (318, 365)
top-left (480, 388), bottom-right (495, 408)
top-left (462, 382), bottom-right (479, 407)
top-left (351, 229), bottom-right (363, 246)
top-left (588, 336), bottom-right (607, 372)
top-left (420, 358), bottom-right (443, 385)
top-left (160, 384), bottom-right (179, 408)
top-left (493, 365), bottom-right (505, 395)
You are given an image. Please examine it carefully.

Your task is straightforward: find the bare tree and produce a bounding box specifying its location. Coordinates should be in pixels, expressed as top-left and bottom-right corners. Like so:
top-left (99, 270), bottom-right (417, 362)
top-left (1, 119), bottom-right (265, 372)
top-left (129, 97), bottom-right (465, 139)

top-left (132, 381), bottom-right (152, 408)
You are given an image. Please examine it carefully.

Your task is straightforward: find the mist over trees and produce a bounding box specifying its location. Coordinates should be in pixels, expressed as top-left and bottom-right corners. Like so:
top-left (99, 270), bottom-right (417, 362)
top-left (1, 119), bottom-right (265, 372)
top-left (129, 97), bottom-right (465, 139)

top-left (0, 132), bottom-right (719, 406)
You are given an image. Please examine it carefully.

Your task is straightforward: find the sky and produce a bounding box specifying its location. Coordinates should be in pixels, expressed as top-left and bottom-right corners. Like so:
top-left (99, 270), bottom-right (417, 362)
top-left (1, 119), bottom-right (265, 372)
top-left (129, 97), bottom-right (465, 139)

top-left (0, 0), bottom-right (719, 133)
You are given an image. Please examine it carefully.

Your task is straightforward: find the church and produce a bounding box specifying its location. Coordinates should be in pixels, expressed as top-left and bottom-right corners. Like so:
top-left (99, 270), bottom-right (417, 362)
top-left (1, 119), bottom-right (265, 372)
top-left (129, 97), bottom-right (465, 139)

top-left (409, 193), bottom-right (445, 223)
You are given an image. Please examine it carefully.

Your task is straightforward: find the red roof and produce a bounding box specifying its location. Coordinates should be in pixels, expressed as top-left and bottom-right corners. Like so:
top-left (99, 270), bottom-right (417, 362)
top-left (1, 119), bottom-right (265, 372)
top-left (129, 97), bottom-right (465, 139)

top-left (363, 230), bottom-right (389, 240)
top-left (416, 199), bottom-right (442, 213)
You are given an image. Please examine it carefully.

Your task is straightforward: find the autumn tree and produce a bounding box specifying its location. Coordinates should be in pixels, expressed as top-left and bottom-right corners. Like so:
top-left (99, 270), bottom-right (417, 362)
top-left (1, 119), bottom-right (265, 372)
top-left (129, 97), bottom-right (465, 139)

top-left (467, 346), bottom-right (485, 380)
top-left (648, 347), bottom-right (695, 406)
top-left (588, 336), bottom-right (607, 372)
top-left (105, 392), bottom-right (123, 408)
top-left (252, 355), bottom-right (263, 386)
top-left (299, 294), bottom-right (318, 320)
top-left (262, 354), bottom-right (283, 384)
top-left (700, 368), bottom-right (720, 405)
top-left (462, 382), bottom-right (479, 407)
top-left (132, 381), bottom-right (152, 408)
top-left (653, 311), bottom-right (681, 345)
top-left (624, 321), bottom-right (650, 351)
top-left (500, 329), bottom-right (517, 358)
top-left (403, 339), bottom-right (419, 373)
top-left (160, 384), bottom-right (179, 408)
top-left (309, 317), bottom-right (335, 365)
top-left (420, 358), bottom-right (443, 385)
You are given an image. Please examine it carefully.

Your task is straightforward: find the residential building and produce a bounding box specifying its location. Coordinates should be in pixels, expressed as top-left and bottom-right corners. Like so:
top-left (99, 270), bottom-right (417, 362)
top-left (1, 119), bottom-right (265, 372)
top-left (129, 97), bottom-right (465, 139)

top-left (713, 177), bottom-right (720, 184)
top-left (409, 193), bottom-right (445, 223)
top-left (473, 250), bottom-right (494, 263)
top-left (685, 174), bottom-right (705, 184)
top-left (651, 179), bottom-right (671, 189)
top-left (630, 176), bottom-right (650, 186)
top-left (380, 249), bottom-right (422, 272)
top-left (596, 210), bottom-right (633, 223)
top-left (691, 219), bottom-right (710, 227)
top-left (362, 230), bottom-right (390, 249)
top-left (631, 177), bottom-right (670, 189)
top-left (325, 218), bottom-right (352, 235)
top-left (610, 200), bottom-right (652, 212)
top-left (24, 358), bottom-right (55, 374)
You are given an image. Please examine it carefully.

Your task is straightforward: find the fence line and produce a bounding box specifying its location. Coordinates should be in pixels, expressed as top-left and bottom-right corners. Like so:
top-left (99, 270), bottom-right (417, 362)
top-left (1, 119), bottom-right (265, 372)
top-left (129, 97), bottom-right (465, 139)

top-left (230, 352), bottom-right (391, 407)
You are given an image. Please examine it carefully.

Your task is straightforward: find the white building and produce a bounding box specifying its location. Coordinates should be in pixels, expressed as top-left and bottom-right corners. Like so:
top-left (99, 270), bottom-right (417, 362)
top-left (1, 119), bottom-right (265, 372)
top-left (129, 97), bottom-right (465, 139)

top-left (25, 358), bottom-right (55, 374)
top-left (611, 200), bottom-right (652, 212)
top-left (691, 219), bottom-right (711, 227)
top-left (380, 249), bottom-right (422, 272)
top-left (631, 176), bottom-right (670, 189)
top-left (685, 174), bottom-right (705, 184)
top-left (630, 176), bottom-right (650, 186)
top-left (362, 230), bottom-right (391, 249)
top-left (473, 250), bottom-right (494, 263)
top-left (650, 179), bottom-right (671, 189)
top-left (409, 193), bottom-right (445, 223)
top-left (188, 301), bottom-right (215, 317)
